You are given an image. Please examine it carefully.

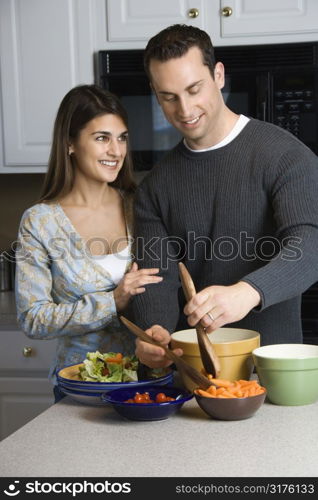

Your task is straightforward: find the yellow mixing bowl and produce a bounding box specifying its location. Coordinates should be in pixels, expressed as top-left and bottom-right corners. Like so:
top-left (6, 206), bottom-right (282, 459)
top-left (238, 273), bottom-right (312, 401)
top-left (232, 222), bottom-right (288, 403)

top-left (171, 328), bottom-right (260, 391)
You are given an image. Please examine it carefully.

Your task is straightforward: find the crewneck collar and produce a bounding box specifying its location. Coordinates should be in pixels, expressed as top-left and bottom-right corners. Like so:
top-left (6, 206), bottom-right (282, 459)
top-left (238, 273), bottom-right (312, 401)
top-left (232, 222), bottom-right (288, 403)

top-left (177, 117), bottom-right (255, 160)
top-left (183, 114), bottom-right (250, 152)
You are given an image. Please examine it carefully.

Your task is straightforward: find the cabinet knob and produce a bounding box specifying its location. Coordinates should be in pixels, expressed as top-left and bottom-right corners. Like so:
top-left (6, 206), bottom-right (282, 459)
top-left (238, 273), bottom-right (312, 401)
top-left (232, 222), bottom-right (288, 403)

top-left (23, 346), bottom-right (33, 357)
top-left (188, 8), bottom-right (199, 19)
top-left (221, 6), bottom-right (233, 17)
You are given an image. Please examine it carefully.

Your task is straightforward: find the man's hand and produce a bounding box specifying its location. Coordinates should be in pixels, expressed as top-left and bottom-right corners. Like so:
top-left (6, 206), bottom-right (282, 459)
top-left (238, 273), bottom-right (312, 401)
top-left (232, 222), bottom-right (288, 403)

top-left (135, 324), bottom-right (183, 368)
top-left (183, 281), bottom-right (261, 333)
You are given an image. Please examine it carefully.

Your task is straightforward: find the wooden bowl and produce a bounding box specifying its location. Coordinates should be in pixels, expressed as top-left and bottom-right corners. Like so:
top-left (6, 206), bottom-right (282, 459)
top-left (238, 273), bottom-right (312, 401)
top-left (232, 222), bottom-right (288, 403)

top-left (194, 391), bottom-right (266, 420)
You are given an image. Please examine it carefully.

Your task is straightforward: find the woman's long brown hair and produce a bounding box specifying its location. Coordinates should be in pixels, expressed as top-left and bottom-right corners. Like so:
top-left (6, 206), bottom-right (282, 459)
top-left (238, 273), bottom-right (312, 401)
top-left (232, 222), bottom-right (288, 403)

top-left (39, 84), bottom-right (136, 202)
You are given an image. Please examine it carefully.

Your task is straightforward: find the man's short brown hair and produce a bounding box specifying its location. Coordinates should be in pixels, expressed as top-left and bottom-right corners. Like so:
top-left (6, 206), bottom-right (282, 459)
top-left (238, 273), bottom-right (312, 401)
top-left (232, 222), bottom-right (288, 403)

top-left (144, 24), bottom-right (216, 81)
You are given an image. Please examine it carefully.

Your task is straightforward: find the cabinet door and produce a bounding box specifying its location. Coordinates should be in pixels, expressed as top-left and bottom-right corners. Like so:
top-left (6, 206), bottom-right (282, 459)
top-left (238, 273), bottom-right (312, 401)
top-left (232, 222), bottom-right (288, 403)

top-left (0, 330), bottom-right (56, 440)
top-left (0, 377), bottom-right (53, 441)
top-left (0, 330), bottom-right (56, 375)
top-left (0, 0), bottom-right (97, 172)
top-left (220, 0), bottom-right (318, 38)
top-left (107, 0), bottom-right (207, 41)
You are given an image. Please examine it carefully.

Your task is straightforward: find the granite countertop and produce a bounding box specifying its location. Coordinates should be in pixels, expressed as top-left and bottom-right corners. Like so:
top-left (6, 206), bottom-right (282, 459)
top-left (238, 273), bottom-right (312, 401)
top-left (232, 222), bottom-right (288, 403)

top-left (0, 291), bottom-right (18, 330)
top-left (0, 395), bottom-right (317, 477)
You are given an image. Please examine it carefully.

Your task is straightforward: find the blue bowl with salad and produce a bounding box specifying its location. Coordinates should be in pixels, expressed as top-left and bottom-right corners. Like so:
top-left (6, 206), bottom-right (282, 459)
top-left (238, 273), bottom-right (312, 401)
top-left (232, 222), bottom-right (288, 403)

top-left (102, 385), bottom-right (193, 421)
top-left (57, 351), bottom-right (173, 399)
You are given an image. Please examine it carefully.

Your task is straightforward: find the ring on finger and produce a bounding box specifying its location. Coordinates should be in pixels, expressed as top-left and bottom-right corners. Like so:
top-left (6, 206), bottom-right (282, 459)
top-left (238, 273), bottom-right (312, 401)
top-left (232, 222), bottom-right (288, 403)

top-left (207, 312), bottom-right (215, 322)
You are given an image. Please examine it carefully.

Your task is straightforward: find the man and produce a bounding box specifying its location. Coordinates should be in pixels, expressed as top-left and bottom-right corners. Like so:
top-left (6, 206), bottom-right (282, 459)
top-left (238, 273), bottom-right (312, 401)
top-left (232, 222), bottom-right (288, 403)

top-left (131, 24), bottom-right (318, 368)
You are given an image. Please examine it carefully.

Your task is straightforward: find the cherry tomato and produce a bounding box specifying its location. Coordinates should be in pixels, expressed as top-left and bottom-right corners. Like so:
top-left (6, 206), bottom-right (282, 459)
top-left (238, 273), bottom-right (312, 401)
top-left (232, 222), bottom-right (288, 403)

top-left (127, 391), bottom-right (176, 404)
top-left (155, 392), bottom-right (168, 403)
top-left (134, 394), bottom-right (145, 403)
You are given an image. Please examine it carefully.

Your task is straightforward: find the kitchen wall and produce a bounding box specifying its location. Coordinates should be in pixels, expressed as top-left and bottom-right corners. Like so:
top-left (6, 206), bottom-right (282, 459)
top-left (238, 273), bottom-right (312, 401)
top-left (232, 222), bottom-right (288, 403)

top-left (0, 174), bottom-right (44, 251)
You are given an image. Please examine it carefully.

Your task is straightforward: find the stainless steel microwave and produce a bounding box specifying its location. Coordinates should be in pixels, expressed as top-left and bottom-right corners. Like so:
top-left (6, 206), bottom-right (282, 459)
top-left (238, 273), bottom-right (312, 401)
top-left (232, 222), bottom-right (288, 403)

top-left (97, 41), bottom-right (318, 171)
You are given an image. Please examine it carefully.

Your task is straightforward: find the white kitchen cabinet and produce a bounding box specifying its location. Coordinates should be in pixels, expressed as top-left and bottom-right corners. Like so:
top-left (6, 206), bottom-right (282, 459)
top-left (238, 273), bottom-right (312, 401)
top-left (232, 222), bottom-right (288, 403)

top-left (0, 329), bottom-right (56, 440)
top-left (0, 0), bottom-right (103, 173)
top-left (218, 0), bottom-right (318, 44)
top-left (106, 0), bottom-right (207, 41)
top-left (104, 0), bottom-right (318, 47)
top-left (1, 0), bottom-right (318, 174)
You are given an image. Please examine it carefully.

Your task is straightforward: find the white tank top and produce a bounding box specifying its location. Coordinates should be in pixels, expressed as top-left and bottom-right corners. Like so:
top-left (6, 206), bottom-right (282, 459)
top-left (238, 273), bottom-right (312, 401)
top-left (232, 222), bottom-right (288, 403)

top-left (91, 245), bottom-right (130, 285)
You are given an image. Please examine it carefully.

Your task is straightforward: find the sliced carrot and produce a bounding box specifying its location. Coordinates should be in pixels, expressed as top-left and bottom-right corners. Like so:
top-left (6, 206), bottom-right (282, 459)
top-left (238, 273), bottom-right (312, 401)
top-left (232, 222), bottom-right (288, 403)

top-left (206, 385), bottom-right (217, 396)
top-left (195, 389), bottom-right (215, 398)
top-left (221, 390), bottom-right (236, 398)
top-left (209, 378), bottom-right (234, 388)
top-left (216, 387), bottom-right (226, 395)
top-left (196, 376), bottom-right (266, 399)
top-left (238, 379), bottom-right (258, 387)
top-left (249, 386), bottom-right (257, 396)
top-left (105, 353), bottom-right (123, 364)
top-left (226, 385), bottom-right (240, 394)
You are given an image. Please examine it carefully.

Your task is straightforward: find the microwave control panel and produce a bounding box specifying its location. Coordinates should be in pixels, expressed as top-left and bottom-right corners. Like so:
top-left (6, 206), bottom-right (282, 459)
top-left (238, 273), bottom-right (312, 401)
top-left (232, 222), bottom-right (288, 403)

top-left (273, 71), bottom-right (317, 152)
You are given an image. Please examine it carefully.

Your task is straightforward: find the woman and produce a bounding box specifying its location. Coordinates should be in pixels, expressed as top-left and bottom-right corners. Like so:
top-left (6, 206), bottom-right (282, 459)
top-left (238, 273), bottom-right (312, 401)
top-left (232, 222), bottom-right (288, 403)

top-left (15, 84), bottom-right (162, 401)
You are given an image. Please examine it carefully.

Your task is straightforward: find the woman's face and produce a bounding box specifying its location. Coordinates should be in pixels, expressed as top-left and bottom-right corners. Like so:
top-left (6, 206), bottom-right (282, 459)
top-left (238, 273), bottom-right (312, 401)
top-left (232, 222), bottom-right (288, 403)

top-left (69, 113), bottom-right (128, 183)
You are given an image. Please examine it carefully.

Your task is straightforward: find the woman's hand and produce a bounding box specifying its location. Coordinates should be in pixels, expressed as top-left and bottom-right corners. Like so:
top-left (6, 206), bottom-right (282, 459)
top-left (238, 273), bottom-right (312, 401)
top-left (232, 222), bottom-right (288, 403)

top-left (114, 262), bottom-right (163, 312)
top-left (135, 324), bottom-right (183, 368)
top-left (184, 281), bottom-right (261, 333)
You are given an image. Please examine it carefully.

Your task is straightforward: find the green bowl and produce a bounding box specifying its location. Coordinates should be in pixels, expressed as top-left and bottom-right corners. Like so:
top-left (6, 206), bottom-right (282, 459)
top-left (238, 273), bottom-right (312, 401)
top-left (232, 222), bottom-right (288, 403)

top-left (252, 344), bottom-right (318, 406)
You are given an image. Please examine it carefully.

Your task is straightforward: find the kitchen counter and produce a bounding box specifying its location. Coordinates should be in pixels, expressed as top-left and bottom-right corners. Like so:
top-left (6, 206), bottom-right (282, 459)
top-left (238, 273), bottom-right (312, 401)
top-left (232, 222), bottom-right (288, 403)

top-left (1, 290), bottom-right (317, 477)
top-left (0, 395), bottom-right (317, 477)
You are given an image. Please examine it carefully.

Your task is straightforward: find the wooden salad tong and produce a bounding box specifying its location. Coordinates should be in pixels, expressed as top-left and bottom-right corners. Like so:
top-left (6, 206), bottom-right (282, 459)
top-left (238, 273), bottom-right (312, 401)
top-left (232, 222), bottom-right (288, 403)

top-left (120, 316), bottom-right (214, 390)
top-left (178, 262), bottom-right (221, 378)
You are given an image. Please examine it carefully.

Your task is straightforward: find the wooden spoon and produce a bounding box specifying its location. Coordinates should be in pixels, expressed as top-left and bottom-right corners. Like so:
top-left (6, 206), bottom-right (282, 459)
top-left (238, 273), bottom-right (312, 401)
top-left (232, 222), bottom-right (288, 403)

top-left (120, 315), bottom-right (215, 390)
top-left (178, 262), bottom-right (221, 378)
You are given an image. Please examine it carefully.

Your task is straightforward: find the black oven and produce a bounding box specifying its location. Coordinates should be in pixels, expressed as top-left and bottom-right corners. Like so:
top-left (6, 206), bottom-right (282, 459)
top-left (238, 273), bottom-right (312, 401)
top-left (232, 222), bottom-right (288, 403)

top-left (98, 41), bottom-right (318, 169)
top-left (97, 50), bottom-right (182, 171)
top-left (97, 42), bottom-right (318, 344)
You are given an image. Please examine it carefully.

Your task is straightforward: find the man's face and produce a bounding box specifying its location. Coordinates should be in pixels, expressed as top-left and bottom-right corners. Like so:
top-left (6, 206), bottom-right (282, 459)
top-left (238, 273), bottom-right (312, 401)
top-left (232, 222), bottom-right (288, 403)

top-left (149, 46), bottom-right (226, 149)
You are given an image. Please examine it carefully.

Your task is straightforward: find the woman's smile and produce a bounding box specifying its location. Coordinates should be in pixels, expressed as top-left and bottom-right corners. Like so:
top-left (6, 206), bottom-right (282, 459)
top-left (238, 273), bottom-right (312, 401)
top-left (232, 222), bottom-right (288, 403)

top-left (98, 159), bottom-right (120, 168)
top-left (69, 114), bottom-right (128, 182)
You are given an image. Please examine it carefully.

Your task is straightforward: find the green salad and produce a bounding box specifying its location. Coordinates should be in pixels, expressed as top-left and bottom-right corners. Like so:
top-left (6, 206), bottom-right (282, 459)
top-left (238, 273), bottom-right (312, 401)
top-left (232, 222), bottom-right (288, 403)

top-left (79, 351), bottom-right (166, 383)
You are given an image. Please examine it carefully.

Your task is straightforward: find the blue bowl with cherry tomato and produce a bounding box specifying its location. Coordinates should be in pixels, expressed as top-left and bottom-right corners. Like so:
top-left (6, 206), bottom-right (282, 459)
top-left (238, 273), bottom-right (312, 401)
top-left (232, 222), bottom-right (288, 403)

top-left (101, 385), bottom-right (193, 421)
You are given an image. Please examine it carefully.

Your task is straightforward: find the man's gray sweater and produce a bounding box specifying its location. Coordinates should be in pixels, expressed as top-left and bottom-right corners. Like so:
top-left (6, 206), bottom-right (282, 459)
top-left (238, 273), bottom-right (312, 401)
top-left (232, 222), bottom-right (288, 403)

top-left (131, 119), bottom-right (318, 345)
